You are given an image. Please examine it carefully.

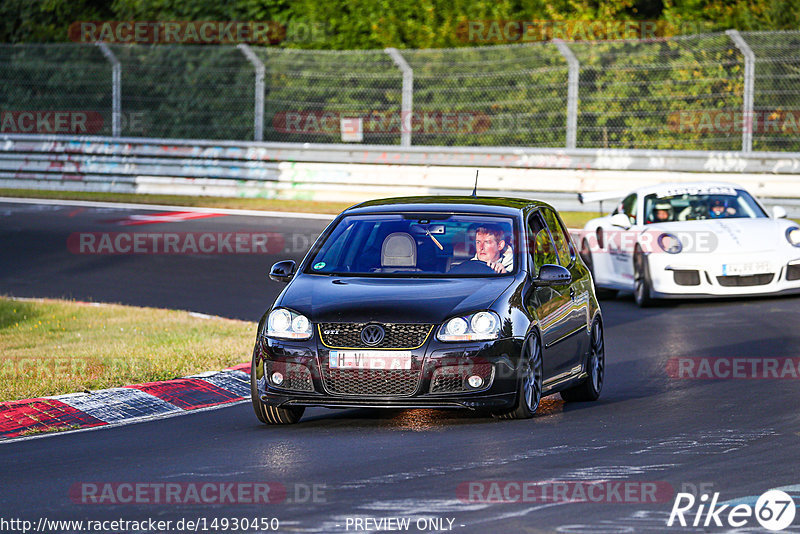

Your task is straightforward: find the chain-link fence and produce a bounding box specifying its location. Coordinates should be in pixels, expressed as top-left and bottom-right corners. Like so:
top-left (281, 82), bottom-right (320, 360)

top-left (1, 31), bottom-right (799, 151)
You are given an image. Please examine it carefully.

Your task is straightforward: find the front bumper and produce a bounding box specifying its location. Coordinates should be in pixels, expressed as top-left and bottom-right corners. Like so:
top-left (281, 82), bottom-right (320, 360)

top-left (646, 253), bottom-right (800, 298)
top-left (254, 336), bottom-right (523, 411)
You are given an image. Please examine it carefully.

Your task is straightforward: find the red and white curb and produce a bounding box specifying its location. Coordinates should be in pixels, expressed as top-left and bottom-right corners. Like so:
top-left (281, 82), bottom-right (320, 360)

top-left (0, 363), bottom-right (251, 442)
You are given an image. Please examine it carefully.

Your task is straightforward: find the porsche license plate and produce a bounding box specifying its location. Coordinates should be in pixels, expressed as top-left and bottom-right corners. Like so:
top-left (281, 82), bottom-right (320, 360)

top-left (329, 350), bottom-right (412, 370)
top-left (721, 261), bottom-right (770, 276)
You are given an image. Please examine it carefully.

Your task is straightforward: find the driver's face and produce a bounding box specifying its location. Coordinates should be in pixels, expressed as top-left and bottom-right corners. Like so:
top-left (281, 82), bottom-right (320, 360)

top-left (711, 205), bottom-right (725, 216)
top-left (656, 209), bottom-right (669, 221)
top-left (476, 231), bottom-right (504, 263)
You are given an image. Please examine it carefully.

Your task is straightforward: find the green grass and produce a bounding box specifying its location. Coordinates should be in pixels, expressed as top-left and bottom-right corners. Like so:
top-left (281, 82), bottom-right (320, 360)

top-left (0, 297), bottom-right (256, 401)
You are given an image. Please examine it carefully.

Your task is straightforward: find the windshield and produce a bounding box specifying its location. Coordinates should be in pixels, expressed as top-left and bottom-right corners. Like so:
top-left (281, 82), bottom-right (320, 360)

top-left (305, 213), bottom-right (517, 277)
top-left (643, 186), bottom-right (768, 224)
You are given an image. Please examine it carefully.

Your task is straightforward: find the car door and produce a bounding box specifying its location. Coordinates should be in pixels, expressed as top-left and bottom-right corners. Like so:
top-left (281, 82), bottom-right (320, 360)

top-left (608, 193), bottom-right (639, 286)
top-left (541, 208), bottom-right (589, 373)
top-left (524, 211), bottom-right (575, 380)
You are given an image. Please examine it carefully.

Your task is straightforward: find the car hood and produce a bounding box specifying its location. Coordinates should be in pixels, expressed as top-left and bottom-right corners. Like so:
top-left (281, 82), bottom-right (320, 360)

top-left (644, 218), bottom-right (787, 254)
top-left (277, 275), bottom-right (517, 324)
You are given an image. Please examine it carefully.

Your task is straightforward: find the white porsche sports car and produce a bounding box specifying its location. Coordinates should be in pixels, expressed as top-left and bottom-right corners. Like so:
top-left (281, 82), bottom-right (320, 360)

top-left (575, 182), bottom-right (800, 307)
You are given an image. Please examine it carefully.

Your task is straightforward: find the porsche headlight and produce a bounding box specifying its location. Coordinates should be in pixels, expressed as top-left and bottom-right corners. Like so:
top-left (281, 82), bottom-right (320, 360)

top-left (658, 233), bottom-right (683, 254)
top-left (438, 311), bottom-right (501, 342)
top-left (265, 308), bottom-right (312, 340)
top-left (786, 227), bottom-right (800, 247)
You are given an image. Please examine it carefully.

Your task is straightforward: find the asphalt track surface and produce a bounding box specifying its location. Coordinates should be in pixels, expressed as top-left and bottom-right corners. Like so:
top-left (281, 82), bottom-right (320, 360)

top-left (1, 199), bottom-right (800, 533)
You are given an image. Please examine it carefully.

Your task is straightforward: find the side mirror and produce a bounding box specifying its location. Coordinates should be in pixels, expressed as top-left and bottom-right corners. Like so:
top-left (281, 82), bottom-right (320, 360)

top-left (610, 213), bottom-right (632, 229)
top-left (535, 264), bottom-right (572, 286)
top-left (772, 206), bottom-right (788, 219)
top-left (269, 260), bottom-right (296, 283)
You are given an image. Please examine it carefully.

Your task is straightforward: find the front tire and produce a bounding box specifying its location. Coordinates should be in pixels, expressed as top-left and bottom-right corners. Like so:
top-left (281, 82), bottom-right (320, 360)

top-left (561, 317), bottom-right (604, 402)
top-left (633, 248), bottom-right (654, 308)
top-left (494, 334), bottom-right (542, 420)
top-left (250, 345), bottom-right (305, 425)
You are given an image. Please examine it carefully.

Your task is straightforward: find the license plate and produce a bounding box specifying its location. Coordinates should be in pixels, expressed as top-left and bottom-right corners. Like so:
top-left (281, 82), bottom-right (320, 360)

top-left (721, 261), bottom-right (770, 276)
top-left (329, 350), bottom-right (412, 370)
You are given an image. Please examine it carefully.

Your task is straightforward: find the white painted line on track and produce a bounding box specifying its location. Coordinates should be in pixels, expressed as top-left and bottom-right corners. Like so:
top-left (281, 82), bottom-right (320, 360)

top-left (0, 196), bottom-right (336, 220)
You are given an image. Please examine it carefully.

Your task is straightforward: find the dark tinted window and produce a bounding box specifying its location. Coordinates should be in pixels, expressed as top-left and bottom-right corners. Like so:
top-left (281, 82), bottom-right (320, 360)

top-left (306, 214), bottom-right (517, 277)
top-left (541, 209), bottom-right (574, 267)
top-left (527, 211), bottom-right (559, 276)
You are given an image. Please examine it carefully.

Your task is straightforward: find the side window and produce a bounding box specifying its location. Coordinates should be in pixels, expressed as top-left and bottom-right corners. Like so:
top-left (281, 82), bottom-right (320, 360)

top-left (541, 209), bottom-right (573, 267)
top-left (622, 194), bottom-right (638, 225)
top-left (527, 212), bottom-right (559, 276)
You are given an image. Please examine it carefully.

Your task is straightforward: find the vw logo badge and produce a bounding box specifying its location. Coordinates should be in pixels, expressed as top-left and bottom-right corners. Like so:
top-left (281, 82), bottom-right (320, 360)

top-left (361, 324), bottom-right (385, 346)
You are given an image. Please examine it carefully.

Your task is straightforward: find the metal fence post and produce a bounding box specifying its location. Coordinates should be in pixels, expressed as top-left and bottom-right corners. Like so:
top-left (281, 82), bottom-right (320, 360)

top-left (554, 40), bottom-right (579, 150)
top-left (726, 30), bottom-right (755, 153)
top-left (238, 44), bottom-right (265, 142)
top-left (385, 48), bottom-right (414, 147)
top-left (96, 42), bottom-right (121, 137)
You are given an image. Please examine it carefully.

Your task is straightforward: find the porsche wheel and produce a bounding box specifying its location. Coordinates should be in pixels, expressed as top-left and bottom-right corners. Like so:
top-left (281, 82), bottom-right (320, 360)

top-left (633, 248), bottom-right (654, 308)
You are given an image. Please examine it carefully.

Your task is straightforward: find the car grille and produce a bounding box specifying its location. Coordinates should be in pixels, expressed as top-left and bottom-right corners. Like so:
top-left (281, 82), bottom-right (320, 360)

top-left (787, 264), bottom-right (800, 281)
top-left (673, 269), bottom-right (701, 286)
top-left (430, 363), bottom-right (494, 394)
top-left (321, 368), bottom-right (420, 396)
top-left (716, 274), bottom-right (774, 287)
top-left (319, 323), bottom-right (433, 349)
top-left (265, 360), bottom-right (314, 392)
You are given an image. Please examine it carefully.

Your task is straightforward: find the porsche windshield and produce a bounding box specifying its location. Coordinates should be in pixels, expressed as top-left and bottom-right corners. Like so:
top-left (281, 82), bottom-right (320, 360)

top-left (306, 214), bottom-right (517, 277)
top-left (643, 186), bottom-right (768, 224)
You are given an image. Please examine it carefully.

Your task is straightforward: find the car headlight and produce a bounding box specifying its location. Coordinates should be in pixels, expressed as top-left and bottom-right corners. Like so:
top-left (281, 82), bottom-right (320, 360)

top-left (786, 227), bottom-right (800, 247)
top-left (265, 308), bottom-right (312, 340)
top-left (658, 233), bottom-right (683, 254)
top-left (437, 311), bottom-right (501, 342)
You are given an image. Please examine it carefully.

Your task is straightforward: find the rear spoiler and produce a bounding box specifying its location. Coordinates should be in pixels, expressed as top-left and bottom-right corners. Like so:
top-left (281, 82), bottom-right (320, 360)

top-left (577, 190), bottom-right (629, 204)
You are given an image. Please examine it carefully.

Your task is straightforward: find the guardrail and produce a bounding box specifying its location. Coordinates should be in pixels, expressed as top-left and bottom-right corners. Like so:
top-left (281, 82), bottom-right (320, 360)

top-left (2, 134), bottom-right (800, 215)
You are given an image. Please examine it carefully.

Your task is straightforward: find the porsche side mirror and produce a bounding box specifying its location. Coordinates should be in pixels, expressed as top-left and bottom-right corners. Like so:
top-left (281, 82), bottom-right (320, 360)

top-left (269, 260), bottom-right (296, 283)
top-left (772, 206), bottom-right (788, 219)
top-left (535, 264), bottom-right (572, 286)
top-left (610, 213), bottom-right (632, 229)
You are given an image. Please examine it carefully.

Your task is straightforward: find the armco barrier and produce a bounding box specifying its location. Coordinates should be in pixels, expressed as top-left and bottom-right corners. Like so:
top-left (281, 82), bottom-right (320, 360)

top-left (2, 134), bottom-right (800, 215)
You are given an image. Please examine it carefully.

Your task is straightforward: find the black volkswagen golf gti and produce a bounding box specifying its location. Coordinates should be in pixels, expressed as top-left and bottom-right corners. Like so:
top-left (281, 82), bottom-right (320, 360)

top-left (251, 196), bottom-right (604, 424)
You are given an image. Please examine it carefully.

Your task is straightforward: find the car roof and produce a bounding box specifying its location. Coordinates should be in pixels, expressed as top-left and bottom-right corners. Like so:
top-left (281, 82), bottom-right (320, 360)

top-left (630, 181), bottom-right (745, 197)
top-left (344, 196), bottom-right (550, 216)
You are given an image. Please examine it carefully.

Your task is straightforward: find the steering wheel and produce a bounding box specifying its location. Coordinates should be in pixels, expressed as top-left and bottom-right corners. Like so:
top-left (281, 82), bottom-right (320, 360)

top-left (448, 260), bottom-right (497, 275)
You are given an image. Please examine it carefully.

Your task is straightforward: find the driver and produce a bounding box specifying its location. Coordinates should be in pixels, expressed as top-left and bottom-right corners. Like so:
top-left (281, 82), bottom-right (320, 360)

top-left (709, 197), bottom-right (736, 218)
top-left (652, 202), bottom-right (674, 223)
top-left (472, 224), bottom-right (513, 273)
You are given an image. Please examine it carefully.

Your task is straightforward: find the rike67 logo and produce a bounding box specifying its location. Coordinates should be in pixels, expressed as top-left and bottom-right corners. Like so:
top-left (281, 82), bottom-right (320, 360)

top-left (668, 490), bottom-right (796, 531)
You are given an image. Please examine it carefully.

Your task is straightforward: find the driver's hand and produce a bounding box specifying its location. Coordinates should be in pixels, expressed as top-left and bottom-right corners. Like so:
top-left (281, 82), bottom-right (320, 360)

top-left (486, 261), bottom-right (507, 273)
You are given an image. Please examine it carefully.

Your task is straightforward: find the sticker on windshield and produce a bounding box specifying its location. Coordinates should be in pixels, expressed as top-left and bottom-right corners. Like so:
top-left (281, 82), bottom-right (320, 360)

top-left (313, 262), bottom-right (326, 270)
top-left (655, 185), bottom-right (737, 198)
